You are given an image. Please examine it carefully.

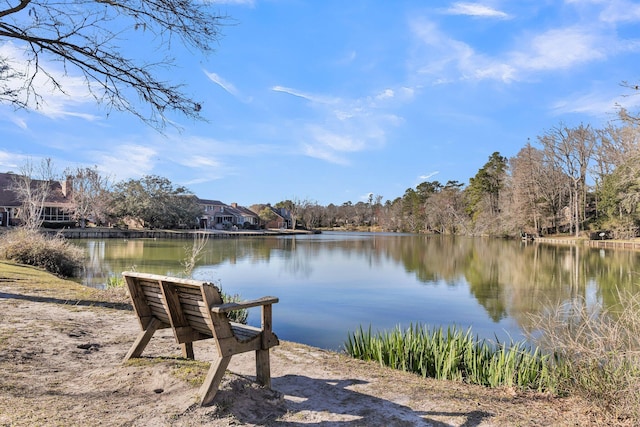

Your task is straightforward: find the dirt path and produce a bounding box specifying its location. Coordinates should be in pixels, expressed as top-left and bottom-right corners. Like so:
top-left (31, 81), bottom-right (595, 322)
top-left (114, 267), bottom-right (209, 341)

top-left (0, 268), bottom-right (606, 426)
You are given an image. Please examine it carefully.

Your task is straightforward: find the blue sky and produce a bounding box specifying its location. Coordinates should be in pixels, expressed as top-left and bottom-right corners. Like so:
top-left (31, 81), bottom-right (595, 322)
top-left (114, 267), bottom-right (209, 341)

top-left (2, 0), bottom-right (640, 206)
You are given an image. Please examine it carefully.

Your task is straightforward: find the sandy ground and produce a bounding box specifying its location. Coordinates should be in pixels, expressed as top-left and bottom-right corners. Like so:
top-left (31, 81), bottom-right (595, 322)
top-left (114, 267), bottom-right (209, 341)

top-left (0, 273), bottom-right (609, 426)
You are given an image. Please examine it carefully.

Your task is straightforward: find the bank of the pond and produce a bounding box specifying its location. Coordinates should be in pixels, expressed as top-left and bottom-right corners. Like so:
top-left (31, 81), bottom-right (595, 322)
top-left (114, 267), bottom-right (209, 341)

top-left (0, 261), bottom-right (610, 426)
top-left (43, 227), bottom-right (316, 239)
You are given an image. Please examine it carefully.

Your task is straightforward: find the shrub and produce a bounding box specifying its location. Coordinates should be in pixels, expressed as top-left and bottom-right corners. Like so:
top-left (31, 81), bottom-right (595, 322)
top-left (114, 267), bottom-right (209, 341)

top-left (527, 292), bottom-right (640, 423)
top-left (219, 289), bottom-right (249, 324)
top-left (0, 228), bottom-right (84, 278)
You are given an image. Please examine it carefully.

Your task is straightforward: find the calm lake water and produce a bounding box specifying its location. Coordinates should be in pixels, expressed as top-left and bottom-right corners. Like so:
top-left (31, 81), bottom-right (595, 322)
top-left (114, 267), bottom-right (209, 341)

top-left (73, 232), bottom-right (640, 350)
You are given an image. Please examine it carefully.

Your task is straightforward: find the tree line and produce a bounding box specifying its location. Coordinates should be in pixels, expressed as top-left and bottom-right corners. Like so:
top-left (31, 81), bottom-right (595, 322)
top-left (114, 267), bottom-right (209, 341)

top-left (10, 109), bottom-right (640, 236)
top-left (286, 110), bottom-right (640, 238)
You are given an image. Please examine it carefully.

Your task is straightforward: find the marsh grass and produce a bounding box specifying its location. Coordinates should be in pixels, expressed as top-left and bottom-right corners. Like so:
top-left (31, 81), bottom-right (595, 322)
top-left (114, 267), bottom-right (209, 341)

top-left (105, 275), bottom-right (125, 289)
top-left (345, 324), bottom-right (556, 392)
top-left (527, 291), bottom-right (640, 422)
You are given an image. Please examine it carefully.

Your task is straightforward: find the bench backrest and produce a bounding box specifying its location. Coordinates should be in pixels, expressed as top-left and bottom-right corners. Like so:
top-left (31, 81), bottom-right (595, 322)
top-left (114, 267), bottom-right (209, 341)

top-left (123, 271), bottom-right (236, 345)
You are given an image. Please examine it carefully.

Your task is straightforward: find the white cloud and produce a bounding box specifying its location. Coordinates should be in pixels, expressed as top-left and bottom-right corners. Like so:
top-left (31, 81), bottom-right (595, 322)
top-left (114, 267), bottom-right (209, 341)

top-left (186, 155), bottom-right (222, 169)
top-left (272, 85), bottom-right (341, 105)
top-left (410, 17), bottom-right (622, 83)
top-left (302, 143), bottom-right (349, 165)
top-left (598, 0), bottom-right (640, 23)
top-left (375, 89), bottom-right (395, 100)
top-left (309, 126), bottom-right (365, 153)
top-left (97, 145), bottom-right (157, 181)
top-left (551, 89), bottom-right (640, 117)
top-left (419, 171), bottom-right (440, 181)
top-left (512, 27), bottom-right (608, 72)
top-left (204, 70), bottom-right (255, 103)
top-left (271, 82), bottom-right (408, 165)
top-left (204, 70), bottom-right (239, 96)
top-left (0, 150), bottom-right (27, 170)
top-left (443, 2), bottom-right (510, 19)
top-left (9, 115), bottom-right (28, 130)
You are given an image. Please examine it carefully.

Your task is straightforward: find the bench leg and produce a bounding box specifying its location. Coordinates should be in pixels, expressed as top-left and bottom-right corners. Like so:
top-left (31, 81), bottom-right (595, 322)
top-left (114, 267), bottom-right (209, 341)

top-left (181, 342), bottom-right (194, 360)
top-left (123, 317), bottom-right (161, 361)
top-left (199, 355), bottom-right (231, 406)
top-left (255, 349), bottom-right (271, 388)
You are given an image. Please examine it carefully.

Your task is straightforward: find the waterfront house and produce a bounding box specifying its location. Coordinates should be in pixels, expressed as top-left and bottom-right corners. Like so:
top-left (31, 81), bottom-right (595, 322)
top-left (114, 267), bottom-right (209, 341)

top-left (197, 199), bottom-right (260, 230)
top-left (0, 172), bottom-right (75, 227)
top-left (250, 203), bottom-right (293, 229)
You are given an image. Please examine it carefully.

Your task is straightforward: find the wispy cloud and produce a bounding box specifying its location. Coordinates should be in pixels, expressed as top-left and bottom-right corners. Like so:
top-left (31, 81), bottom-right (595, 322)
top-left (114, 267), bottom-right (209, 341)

top-left (551, 88), bottom-right (640, 117)
top-left (410, 18), bottom-right (507, 80)
top-left (511, 27), bottom-right (608, 72)
top-left (203, 70), bottom-right (255, 103)
top-left (595, 0), bottom-right (640, 24)
top-left (204, 70), bottom-right (239, 96)
top-left (443, 2), bottom-right (511, 19)
top-left (272, 85), bottom-right (339, 104)
top-left (419, 171), bottom-right (440, 181)
top-left (302, 143), bottom-right (349, 165)
top-left (97, 144), bottom-right (157, 181)
top-left (0, 150), bottom-right (27, 170)
top-left (410, 17), bottom-right (624, 83)
top-left (8, 115), bottom-right (27, 130)
top-left (272, 85), bottom-right (404, 164)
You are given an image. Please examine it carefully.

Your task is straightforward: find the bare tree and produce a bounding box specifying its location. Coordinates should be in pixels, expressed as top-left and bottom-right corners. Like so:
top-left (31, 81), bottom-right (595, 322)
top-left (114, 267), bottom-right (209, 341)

top-left (182, 232), bottom-right (209, 277)
top-left (0, 1), bottom-right (226, 129)
top-left (11, 157), bottom-right (55, 229)
top-left (64, 165), bottom-right (111, 228)
top-left (539, 124), bottom-right (598, 237)
top-left (299, 200), bottom-right (322, 230)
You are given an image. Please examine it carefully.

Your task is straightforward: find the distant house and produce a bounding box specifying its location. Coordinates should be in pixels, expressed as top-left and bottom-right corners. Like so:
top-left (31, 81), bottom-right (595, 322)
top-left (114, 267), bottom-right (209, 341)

top-left (251, 203), bottom-right (292, 229)
top-left (0, 172), bottom-right (75, 227)
top-left (229, 203), bottom-right (260, 229)
top-left (196, 199), bottom-right (260, 230)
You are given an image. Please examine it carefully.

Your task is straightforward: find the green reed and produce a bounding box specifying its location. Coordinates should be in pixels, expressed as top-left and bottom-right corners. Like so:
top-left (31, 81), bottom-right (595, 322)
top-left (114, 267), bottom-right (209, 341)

top-left (105, 274), bottom-right (125, 289)
top-left (345, 324), bottom-right (557, 392)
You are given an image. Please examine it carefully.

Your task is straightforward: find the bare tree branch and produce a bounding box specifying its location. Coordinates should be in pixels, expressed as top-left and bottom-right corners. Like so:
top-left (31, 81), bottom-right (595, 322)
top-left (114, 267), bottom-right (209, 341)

top-left (0, 0), bottom-right (227, 129)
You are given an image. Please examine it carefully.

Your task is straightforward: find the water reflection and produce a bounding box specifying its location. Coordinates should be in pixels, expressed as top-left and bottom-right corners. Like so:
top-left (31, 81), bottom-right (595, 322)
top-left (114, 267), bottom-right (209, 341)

top-left (73, 233), bottom-right (640, 350)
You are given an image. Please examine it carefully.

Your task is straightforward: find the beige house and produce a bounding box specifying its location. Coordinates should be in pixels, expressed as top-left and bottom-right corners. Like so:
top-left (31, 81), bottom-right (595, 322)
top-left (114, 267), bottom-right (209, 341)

top-left (197, 199), bottom-right (260, 230)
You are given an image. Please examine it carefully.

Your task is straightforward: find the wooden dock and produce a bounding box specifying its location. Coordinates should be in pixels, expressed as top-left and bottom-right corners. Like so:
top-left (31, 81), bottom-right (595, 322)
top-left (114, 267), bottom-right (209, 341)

top-left (536, 237), bottom-right (640, 250)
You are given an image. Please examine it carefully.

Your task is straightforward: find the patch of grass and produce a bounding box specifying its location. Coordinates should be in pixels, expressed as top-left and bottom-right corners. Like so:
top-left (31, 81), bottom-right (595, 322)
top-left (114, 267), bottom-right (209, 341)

top-left (124, 357), bottom-right (209, 387)
top-left (345, 324), bottom-right (557, 392)
top-left (0, 261), bottom-right (130, 308)
top-left (105, 275), bottom-right (125, 289)
top-left (171, 360), bottom-right (209, 387)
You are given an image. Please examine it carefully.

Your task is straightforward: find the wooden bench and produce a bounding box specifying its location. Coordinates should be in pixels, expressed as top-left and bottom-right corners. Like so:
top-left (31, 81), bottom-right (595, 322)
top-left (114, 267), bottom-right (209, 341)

top-left (121, 271), bottom-right (279, 406)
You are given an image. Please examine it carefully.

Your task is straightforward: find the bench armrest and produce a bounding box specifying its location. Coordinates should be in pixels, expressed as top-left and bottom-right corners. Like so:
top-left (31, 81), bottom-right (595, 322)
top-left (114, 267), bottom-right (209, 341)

top-left (210, 296), bottom-right (279, 314)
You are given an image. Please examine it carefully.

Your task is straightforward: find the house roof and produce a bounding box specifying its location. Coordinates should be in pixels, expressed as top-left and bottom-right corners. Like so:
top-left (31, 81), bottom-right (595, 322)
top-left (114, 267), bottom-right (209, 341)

top-left (196, 198), bottom-right (225, 206)
top-left (0, 172), bottom-right (71, 208)
top-left (234, 205), bottom-right (259, 218)
top-left (0, 173), bottom-right (20, 207)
